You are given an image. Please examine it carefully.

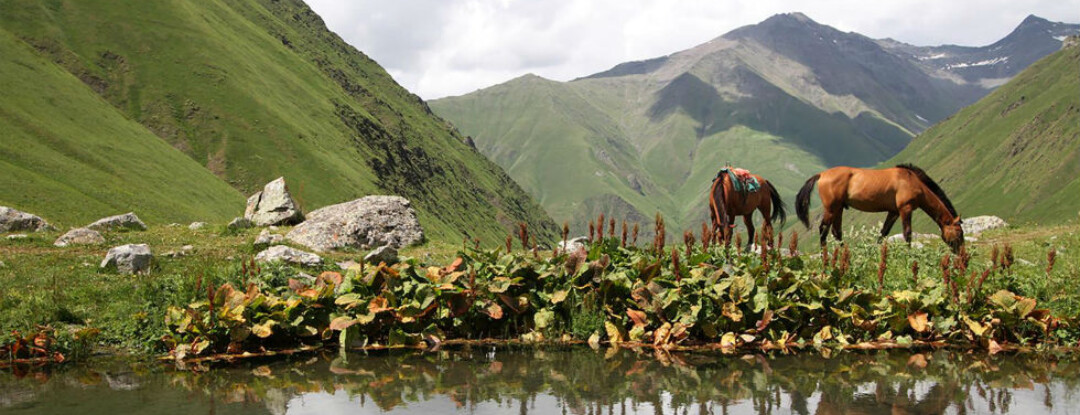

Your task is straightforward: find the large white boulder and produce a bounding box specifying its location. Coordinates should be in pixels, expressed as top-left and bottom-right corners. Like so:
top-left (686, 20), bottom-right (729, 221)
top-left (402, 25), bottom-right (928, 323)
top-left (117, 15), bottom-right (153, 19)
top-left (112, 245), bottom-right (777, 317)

top-left (961, 215), bottom-right (1008, 236)
top-left (286, 196), bottom-right (423, 252)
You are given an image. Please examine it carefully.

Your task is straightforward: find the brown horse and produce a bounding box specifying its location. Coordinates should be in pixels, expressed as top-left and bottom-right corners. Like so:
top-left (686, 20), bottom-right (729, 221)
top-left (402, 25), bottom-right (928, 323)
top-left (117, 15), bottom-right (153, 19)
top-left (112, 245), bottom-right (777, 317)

top-left (795, 164), bottom-right (964, 252)
top-left (708, 168), bottom-right (787, 251)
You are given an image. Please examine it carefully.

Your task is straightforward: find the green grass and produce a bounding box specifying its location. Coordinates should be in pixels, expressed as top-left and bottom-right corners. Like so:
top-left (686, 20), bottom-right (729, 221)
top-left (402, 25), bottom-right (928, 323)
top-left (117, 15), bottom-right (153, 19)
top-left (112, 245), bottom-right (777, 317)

top-left (0, 29), bottom-right (245, 226)
top-left (0, 223), bottom-right (463, 354)
top-left (0, 0), bottom-right (556, 243)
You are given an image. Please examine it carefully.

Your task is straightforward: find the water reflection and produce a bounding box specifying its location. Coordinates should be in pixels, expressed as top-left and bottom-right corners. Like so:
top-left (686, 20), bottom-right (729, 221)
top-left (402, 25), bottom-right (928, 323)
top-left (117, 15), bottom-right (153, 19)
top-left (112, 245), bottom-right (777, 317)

top-left (3, 347), bottom-right (1079, 414)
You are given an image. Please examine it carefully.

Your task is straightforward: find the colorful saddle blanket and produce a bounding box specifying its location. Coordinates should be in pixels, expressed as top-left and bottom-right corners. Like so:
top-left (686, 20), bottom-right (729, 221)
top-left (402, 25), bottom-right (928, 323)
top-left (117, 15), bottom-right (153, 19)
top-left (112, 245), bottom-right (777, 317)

top-left (718, 167), bottom-right (760, 193)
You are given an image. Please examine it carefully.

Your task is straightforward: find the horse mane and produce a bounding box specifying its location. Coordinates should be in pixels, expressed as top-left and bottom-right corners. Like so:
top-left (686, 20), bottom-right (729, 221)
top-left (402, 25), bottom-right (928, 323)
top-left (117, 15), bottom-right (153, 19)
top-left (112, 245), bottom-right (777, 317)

top-left (896, 164), bottom-right (957, 217)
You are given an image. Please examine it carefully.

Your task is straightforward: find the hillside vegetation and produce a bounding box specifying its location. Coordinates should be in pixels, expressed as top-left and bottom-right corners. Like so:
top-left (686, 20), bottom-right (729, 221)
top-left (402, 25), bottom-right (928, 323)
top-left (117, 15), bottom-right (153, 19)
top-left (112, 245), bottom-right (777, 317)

top-left (0, 29), bottom-right (245, 225)
top-left (432, 14), bottom-right (1074, 236)
top-left (0, 0), bottom-right (556, 242)
top-left (887, 44), bottom-right (1080, 227)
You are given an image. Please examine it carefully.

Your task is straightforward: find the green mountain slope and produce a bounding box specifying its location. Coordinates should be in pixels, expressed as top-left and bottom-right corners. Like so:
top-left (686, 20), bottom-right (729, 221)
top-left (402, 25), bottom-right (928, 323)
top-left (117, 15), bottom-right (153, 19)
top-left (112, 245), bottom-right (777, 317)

top-left (887, 43), bottom-right (1080, 226)
top-left (0, 29), bottom-right (245, 225)
top-left (433, 14), bottom-right (1073, 237)
top-left (0, 0), bottom-right (556, 242)
top-left (431, 13), bottom-right (969, 235)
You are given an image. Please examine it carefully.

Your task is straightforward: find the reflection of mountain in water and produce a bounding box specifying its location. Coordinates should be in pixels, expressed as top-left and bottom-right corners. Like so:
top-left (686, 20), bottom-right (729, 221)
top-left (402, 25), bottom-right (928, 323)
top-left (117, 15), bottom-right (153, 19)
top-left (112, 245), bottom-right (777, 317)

top-left (3, 347), bottom-right (1079, 414)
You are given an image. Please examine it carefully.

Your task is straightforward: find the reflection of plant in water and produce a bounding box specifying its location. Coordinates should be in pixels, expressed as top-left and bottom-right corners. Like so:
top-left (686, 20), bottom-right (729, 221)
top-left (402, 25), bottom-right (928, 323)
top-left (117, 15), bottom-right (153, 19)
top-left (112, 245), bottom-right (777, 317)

top-left (138, 348), bottom-right (1080, 414)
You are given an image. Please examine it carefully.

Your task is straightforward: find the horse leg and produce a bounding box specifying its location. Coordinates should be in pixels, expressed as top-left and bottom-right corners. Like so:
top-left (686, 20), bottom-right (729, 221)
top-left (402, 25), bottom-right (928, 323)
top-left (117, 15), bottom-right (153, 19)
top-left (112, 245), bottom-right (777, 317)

top-left (743, 215), bottom-right (755, 252)
top-left (818, 211), bottom-right (832, 249)
top-left (900, 206), bottom-right (914, 245)
top-left (759, 205), bottom-right (774, 249)
top-left (878, 212), bottom-right (899, 242)
top-left (831, 210), bottom-right (844, 242)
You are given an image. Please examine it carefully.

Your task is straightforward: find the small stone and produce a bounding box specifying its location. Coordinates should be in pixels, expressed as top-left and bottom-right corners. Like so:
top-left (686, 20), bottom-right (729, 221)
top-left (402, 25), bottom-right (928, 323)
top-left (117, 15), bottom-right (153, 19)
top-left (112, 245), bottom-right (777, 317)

top-left (188, 222), bottom-right (207, 230)
top-left (227, 217), bottom-right (253, 230)
top-left (6, 234), bottom-right (28, 240)
top-left (886, 233), bottom-right (936, 243)
top-left (364, 245), bottom-right (398, 265)
top-left (336, 260), bottom-right (361, 270)
top-left (254, 245), bottom-right (322, 267)
top-left (100, 244), bottom-right (153, 274)
top-left (87, 212), bottom-right (147, 231)
top-left (54, 228), bottom-right (105, 247)
top-left (254, 229), bottom-right (284, 246)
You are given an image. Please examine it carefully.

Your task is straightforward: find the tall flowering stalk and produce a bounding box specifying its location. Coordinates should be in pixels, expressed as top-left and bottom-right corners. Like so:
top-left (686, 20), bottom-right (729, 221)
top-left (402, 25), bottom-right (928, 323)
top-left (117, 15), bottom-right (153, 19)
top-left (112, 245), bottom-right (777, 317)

top-left (877, 243), bottom-right (888, 295)
top-left (621, 221), bottom-right (628, 248)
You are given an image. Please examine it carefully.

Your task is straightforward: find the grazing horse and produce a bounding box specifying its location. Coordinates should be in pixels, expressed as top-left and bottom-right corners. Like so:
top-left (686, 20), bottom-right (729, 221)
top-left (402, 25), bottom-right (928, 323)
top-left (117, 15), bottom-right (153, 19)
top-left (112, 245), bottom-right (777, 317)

top-left (708, 168), bottom-right (787, 251)
top-left (795, 164), bottom-right (964, 252)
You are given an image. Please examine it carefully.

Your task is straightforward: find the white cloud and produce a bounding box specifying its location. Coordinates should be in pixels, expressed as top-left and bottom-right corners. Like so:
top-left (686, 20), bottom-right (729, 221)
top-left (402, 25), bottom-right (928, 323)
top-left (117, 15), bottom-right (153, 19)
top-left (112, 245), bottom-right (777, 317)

top-left (306, 0), bottom-right (1079, 99)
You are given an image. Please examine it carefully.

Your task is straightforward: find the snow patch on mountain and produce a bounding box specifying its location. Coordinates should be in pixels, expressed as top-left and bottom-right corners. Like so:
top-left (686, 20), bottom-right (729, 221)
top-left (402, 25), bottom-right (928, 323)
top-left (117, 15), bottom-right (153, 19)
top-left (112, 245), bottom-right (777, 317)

top-left (945, 56), bottom-right (1008, 70)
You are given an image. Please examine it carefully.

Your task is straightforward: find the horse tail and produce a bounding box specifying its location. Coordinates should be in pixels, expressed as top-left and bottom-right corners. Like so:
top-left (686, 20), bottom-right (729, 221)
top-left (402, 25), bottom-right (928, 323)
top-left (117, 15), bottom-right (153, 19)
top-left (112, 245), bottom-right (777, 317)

top-left (708, 174), bottom-right (728, 230)
top-left (766, 181), bottom-right (787, 227)
top-left (795, 173), bottom-right (820, 228)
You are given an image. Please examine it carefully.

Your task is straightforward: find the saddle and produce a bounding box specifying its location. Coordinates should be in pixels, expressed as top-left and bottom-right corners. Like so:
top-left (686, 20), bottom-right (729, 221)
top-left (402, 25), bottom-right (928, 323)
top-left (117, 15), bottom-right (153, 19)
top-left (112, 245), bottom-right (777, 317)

top-left (718, 166), bottom-right (760, 193)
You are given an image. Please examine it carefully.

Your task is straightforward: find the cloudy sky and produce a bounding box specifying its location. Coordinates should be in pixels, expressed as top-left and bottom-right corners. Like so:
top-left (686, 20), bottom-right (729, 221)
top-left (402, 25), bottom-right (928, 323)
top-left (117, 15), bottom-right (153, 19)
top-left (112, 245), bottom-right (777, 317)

top-left (306, 0), bottom-right (1078, 100)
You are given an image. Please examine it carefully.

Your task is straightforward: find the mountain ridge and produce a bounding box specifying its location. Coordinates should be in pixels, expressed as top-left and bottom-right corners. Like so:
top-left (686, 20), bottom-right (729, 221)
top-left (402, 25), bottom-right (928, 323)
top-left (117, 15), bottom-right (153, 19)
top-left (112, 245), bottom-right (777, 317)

top-left (432, 13), bottom-right (1077, 236)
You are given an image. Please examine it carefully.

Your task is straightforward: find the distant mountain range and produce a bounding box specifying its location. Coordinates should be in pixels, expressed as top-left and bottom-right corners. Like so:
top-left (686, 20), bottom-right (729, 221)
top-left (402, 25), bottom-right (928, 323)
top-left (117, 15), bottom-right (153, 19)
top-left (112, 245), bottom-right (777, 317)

top-left (0, 0), bottom-right (558, 242)
top-left (431, 13), bottom-right (1078, 235)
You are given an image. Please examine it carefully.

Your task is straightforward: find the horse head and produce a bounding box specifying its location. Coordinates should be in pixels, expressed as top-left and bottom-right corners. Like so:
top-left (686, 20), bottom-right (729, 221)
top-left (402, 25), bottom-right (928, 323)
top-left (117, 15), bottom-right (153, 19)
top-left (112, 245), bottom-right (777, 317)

top-left (941, 216), bottom-right (964, 253)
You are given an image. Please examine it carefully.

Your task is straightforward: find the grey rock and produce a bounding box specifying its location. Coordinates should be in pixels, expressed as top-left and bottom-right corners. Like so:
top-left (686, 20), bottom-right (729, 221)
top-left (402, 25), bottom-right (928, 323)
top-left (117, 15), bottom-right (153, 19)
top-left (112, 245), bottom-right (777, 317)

top-left (885, 232), bottom-right (937, 243)
top-left (558, 237), bottom-right (589, 254)
top-left (254, 245), bottom-right (322, 267)
top-left (254, 229), bottom-right (284, 246)
top-left (749, 244), bottom-right (792, 256)
top-left (163, 245), bottom-right (195, 258)
top-left (188, 222), bottom-right (207, 230)
top-left (54, 228), bottom-right (104, 247)
top-left (87, 212), bottom-right (147, 231)
top-left (336, 260), bottom-right (362, 270)
top-left (227, 217), bottom-right (253, 230)
top-left (364, 245), bottom-right (398, 265)
top-left (286, 196), bottom-right (423, 252)
top-left (961, 215), bottom-right (1008, 236)
top-left (100, 244), bottom-right (153, 274)
top-left (244, 177), bottom-right (304, 226)
top-left (0, 206), bottom-right (53, 232)
top-left (7, 234), bottom-right (28, 240)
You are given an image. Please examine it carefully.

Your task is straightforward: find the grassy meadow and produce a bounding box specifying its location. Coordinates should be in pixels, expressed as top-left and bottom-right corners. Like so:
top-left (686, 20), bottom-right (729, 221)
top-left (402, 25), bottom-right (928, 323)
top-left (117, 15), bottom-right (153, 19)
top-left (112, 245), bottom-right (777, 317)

top-left (2, 216), bottom-right (1077, 363)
